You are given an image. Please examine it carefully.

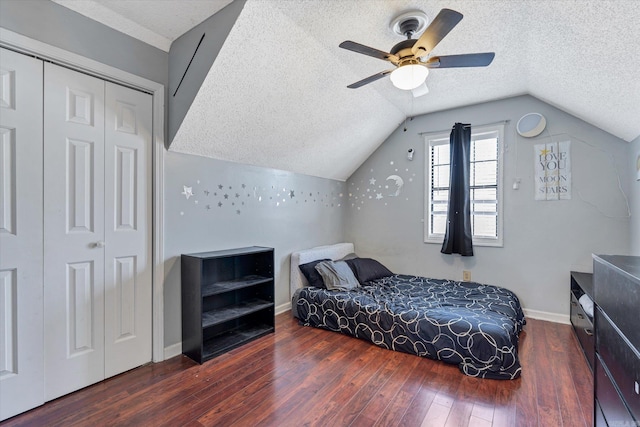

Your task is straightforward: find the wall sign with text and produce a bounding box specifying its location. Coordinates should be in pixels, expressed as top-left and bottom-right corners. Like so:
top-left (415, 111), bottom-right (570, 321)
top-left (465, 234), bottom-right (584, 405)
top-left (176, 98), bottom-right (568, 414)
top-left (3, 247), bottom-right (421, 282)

top-left (534, 141), bottom-right (571, 200)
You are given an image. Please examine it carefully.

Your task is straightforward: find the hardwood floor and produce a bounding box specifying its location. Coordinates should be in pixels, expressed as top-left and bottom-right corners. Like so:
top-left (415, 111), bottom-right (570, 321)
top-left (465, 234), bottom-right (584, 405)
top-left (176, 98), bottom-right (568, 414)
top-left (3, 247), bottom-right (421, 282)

top-left (2, 314), bottom-right (592, 427)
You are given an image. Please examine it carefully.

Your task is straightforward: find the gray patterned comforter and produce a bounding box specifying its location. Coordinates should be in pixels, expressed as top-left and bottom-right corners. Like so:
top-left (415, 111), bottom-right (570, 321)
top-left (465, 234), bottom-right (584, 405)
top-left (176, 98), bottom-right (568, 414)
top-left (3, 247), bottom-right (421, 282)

top-left (292, 274), bottom-right (526, 379)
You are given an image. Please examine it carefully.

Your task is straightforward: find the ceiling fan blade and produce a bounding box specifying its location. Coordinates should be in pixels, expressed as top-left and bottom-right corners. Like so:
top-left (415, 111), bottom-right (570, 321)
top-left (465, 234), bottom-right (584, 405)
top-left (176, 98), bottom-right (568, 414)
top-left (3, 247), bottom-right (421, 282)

top-left (347, 70), bottom-right (393, 89)
top-left (425, 52), bottom-right (495, 68)
top-left (411, 9), bottom-right (463, 58)
top-left (412, 83), bottom-right (429, 97)
top-left (340, 41), bottom-right (399, 64)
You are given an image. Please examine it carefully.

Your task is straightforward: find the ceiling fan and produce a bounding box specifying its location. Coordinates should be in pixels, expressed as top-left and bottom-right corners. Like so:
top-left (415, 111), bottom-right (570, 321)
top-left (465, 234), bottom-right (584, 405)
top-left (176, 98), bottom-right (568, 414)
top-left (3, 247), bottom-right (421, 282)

top-left (339, 8), bottom-right (495, 94)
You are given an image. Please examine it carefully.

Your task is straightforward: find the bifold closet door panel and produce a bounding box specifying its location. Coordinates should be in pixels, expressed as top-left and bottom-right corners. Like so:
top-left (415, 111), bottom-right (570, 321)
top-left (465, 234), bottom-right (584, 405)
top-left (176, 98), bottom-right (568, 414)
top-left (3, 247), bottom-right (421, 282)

top-left (0, 48), bottom-right (44, 421)
top-left (43, 62), bottom-right (106, 401)
top-left (103, 82), bottom-right (152, 378)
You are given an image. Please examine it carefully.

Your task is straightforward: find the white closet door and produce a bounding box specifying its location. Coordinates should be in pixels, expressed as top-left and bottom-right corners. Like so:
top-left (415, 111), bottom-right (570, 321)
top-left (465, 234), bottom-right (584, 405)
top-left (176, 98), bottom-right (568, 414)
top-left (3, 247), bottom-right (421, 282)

top-left (0, 48), bottom-right (44, 421)
top-left (103, 82), bottom-right (152, 377)
top-left (44, 63), bottom-right (106, 401)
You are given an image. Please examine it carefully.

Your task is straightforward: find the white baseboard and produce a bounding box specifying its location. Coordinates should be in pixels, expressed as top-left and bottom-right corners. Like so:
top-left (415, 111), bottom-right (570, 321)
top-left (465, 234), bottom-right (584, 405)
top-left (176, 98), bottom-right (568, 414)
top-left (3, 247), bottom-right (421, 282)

top-left (163, 342), bottom-right (182, 360)
top-left (275, 302), bottom-right (291, 315)
top-left (523, 308), bottom-right (570, 325)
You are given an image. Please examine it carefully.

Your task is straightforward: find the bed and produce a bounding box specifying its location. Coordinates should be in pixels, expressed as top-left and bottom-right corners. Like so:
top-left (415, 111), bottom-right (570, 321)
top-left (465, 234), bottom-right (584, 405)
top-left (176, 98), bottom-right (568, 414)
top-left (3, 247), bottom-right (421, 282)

top-left (290, 243), bottom-right (526, 380)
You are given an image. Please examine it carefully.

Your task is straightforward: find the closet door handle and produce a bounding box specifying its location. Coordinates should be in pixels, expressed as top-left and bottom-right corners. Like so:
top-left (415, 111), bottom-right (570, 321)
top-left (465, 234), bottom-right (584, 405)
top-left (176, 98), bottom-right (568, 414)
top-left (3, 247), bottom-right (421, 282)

top-left (584, 328), bottom-right (593, 337)
top-left (577, 313), bottom-right (584, 319)
top-left (93, 241), bottom-right (105, 248)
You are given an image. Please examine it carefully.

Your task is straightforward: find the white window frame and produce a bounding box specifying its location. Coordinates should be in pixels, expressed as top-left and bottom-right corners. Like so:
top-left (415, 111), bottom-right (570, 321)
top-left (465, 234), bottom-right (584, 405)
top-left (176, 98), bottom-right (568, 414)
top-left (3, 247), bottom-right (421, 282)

top-left (424, 124), bottom-right (504, 247)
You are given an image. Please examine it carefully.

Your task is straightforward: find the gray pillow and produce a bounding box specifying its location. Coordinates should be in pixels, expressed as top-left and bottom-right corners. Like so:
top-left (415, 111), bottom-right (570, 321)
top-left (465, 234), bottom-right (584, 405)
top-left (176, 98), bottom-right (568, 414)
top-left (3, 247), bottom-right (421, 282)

top-left (314, 260), bottom-right (360, 291)
top-left (337, 252), bottom-right (359, 261)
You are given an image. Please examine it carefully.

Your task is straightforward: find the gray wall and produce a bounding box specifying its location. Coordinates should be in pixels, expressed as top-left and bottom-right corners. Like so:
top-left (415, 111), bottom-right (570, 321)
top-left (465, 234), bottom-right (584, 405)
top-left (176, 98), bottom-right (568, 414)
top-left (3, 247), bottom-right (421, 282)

top-left (345, 95), bottom-right (630, 318)
top-left (168, 0), bottom-right (245, 145)
top-left (163, 152), bottom-right (346, 347)
top-left (0, 0), bottom-right (167, 86)
top-left (630, 135), bottom-right (640, 255)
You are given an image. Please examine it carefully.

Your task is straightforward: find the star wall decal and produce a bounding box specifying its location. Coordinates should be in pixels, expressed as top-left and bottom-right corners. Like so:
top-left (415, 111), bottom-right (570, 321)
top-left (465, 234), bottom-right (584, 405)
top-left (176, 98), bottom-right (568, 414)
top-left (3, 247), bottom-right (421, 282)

top-left (224, 194), bottom-right (229, 199)
top-left (181, 186), bottom-right (194, 199)
top-left (369, 178), bottom-right (376, 185)
top-left (204, 190), bottom-right (210, 196)
top-left (376, 193), bottom-right (383, 200)
top-left (218, 202), bottom-right (223, 207)
top-left (289, 190), bottom-right (295, 198)
top-left (218, 184), bottom-right (224, 190)
top-left (539, 148), bottom-right (551, 156)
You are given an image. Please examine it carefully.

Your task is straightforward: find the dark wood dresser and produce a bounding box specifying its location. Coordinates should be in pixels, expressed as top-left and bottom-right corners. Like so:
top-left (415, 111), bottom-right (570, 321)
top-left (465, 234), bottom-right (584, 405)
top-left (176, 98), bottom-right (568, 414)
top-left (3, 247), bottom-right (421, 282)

top-left (593, 255), bottom-right (640, 426)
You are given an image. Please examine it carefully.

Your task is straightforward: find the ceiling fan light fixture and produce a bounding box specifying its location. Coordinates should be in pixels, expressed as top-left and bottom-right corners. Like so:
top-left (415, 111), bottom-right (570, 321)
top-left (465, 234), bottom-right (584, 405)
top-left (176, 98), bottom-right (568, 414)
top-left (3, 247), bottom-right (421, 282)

top-left (390, 64), bottom-right (429, 90)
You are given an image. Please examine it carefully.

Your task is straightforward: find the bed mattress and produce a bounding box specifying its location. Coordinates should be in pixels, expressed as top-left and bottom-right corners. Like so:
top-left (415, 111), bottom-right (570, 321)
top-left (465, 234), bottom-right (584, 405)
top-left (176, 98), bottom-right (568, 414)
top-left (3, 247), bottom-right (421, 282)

top-left (292, 274), bottom-right (526, 379)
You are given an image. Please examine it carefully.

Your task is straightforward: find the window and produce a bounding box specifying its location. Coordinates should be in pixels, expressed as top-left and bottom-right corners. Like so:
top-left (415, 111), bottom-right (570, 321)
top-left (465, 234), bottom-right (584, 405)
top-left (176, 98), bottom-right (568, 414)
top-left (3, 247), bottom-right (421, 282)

top-left (424, 124), bottom-right (504, 247)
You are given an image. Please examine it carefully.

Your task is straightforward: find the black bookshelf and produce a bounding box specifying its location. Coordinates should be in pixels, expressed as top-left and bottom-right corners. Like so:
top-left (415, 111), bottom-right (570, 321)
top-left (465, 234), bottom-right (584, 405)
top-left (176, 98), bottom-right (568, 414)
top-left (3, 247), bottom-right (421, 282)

top-left (181, 247), bottom-right (274, 363)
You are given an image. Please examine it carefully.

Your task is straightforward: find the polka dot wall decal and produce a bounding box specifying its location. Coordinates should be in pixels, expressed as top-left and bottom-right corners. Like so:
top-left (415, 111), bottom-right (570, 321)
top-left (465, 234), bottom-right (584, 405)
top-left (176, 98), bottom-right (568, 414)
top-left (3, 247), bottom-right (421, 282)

top-left (194, 200), bottom-right (198, 204)
top-left (218, 202), bottom-right (222, 207)
top-left (206, 205), bottom-right (211, 210)
top-left (204, 190), bottom-right (210, 196)
top-left (390, 161), bottom-right (394, 165)
top-left (180, 211), bottom-right (184, 216)
top-left (197, 180), bottom-right (200, 184)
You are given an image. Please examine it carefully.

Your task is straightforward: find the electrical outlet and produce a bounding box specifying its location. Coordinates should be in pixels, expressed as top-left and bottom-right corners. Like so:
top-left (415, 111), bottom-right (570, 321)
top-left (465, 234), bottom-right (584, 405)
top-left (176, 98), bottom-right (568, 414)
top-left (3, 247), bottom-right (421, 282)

top-left (463, 270), bottom-right (471, 281)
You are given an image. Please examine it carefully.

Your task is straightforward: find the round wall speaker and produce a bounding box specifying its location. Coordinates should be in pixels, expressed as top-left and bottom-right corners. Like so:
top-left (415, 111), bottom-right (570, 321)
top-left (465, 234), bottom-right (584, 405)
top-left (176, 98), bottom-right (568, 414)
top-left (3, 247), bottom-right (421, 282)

top-left (516, 113), bottom-right (546, 137)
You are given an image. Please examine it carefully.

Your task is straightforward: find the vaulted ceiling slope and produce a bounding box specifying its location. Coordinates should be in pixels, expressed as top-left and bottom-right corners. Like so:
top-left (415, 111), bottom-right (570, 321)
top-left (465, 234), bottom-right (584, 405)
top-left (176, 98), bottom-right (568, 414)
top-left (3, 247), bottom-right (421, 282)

top-left (53, 0), bottom-right (640, 181)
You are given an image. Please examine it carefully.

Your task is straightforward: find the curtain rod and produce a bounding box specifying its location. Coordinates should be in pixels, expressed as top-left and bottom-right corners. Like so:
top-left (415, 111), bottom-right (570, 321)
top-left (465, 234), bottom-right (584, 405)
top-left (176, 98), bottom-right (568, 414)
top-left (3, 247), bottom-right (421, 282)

top-left (418, 119), bottom-right (510, 136)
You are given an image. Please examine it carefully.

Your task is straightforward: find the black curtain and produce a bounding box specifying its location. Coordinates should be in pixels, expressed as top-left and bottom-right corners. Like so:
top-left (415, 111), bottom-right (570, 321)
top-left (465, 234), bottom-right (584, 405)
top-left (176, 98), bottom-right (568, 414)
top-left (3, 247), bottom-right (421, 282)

top-left (441, 123), bottom-right (473, 256)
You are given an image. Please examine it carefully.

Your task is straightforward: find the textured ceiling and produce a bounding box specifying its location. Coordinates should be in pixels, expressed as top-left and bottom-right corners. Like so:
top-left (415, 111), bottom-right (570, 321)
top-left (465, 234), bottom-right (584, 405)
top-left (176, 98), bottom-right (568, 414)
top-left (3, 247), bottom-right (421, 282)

top-left (52, 0), bottom-right (233, 51)
top-left (53, 0), bottom-right (640, 181)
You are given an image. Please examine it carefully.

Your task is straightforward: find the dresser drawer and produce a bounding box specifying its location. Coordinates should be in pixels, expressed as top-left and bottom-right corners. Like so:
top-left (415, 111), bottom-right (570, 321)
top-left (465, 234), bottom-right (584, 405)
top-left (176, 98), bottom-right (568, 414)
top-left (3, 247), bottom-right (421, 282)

top-left (594, 257), bottom-right (640, 349)
top-left (596, 307), bottom-right (640, 420)
top-left (596, 354), bottom-right (636, 426)
top-left (594, 399), bottom-right (607, 427)
top-left (570, 292), bottom-right (594, 371)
